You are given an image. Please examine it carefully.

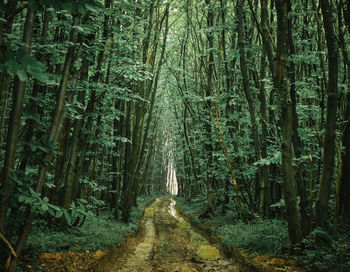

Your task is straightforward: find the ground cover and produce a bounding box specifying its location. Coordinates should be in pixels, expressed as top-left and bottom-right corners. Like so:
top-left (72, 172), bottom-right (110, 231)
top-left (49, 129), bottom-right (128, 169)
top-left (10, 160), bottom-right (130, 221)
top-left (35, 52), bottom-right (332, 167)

top-left (18, 195), bottom-right (156, 271)
top-left (176, 196), bottom-right (350, 272)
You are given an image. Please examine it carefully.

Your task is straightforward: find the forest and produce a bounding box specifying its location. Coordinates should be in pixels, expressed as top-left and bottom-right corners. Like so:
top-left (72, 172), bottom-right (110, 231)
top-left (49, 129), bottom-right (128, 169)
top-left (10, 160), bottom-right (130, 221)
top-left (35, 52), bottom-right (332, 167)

top-left (0, 0), bottom-right (349, 271)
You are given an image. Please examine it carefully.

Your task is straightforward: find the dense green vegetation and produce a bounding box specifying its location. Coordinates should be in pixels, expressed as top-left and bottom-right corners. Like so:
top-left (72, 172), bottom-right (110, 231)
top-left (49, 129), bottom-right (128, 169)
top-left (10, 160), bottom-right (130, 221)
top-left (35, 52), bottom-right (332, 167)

top-left (26, 195), bottom-right (154, 253)
top-left (177, 196), bottom-right (350, 271)
top-left (0, 0), bottom-right (350, 271)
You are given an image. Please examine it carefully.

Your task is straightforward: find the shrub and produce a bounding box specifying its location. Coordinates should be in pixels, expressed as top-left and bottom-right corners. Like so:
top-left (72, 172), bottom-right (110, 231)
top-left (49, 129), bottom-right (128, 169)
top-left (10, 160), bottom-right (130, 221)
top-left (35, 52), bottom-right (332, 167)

top-left (176, 196), bottom-right (288, 255)
top-left (26, 195), bottom-right (155, 253)
top-left (297, 229), bottom-right (350, 272)
top-left (214, 219), bottom-right (289, 255)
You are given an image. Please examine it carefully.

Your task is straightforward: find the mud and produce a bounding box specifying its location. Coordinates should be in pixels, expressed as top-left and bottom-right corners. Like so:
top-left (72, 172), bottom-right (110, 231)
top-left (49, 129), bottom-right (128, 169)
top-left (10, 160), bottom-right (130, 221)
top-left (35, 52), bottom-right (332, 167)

top-left (95, 196), bottom-right (251, 272)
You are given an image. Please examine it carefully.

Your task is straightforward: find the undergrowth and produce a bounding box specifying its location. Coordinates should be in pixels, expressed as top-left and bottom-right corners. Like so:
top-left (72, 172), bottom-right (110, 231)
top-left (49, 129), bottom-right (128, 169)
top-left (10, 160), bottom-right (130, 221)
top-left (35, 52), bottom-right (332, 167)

top-left (297, 228), bottom-right (350, 272)
top-left (176, 196), bottom-right (350, 272)
top-left (176, 196), bottom-right (288, 255)
top-left (26, 195), bottom-right (155, 253)
top-left (214, 219), bottom-right (288, 254)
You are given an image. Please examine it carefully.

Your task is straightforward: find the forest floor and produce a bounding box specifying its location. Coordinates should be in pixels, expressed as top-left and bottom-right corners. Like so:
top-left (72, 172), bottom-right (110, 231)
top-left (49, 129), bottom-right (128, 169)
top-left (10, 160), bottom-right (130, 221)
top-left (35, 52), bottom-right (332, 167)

top-left (93, 196), bottom-right (252, 272)
top-left (24, 196), bottom-right (305, 272)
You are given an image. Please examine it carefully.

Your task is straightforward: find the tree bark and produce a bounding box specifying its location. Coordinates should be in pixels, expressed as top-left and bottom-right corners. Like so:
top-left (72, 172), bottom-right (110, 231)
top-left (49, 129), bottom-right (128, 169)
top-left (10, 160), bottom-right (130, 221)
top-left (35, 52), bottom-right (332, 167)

top-left (0, 8), bottom-right (36, 233)
top-left (6, 15), bottom-right (80, 272)
top-left (203, 0), bottom-right (215, 216)
top-left (275, 0), bottom-right (302, 244)
top-left (286, 1), bottom-right (311, 236)
top-left (258, 49), bottom-right (271, 217)
top-left (237, 0), bottom-right (262, 216)
top-left (315, 0), bottom-right (339, 229)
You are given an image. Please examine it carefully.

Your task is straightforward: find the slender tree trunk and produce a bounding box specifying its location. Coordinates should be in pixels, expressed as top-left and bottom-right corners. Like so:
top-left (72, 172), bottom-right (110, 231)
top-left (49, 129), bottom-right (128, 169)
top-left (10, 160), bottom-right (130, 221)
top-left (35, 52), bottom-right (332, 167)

top-left (111, 102), bottom-right (121, 216)
top-left (275, 0), bottom-right (302, 244)
top-left (7, 15), bottom-right (80, 272)
top-left (237, 0), bottom-right (262, 215)
top-left (136, 3), bottom-right (169, 180)
top-left (0, 8), bottom-right (36, 233)
top-left (203, 0), bottom-right (215, 215)
top-left (62, 57), bottom-right (89, 209)
top-left (286, 1), bottom-right (311, 236)
top-left (315, 0), bottom-right (339, 229)
top-left (258, 49), bottom-right (271, 217)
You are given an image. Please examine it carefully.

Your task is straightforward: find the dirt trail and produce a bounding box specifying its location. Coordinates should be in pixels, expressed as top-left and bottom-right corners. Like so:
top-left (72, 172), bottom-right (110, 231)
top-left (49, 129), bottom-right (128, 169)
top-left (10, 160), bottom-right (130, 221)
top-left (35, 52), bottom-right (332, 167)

top-left (96, 196), bottom-right (251, 272)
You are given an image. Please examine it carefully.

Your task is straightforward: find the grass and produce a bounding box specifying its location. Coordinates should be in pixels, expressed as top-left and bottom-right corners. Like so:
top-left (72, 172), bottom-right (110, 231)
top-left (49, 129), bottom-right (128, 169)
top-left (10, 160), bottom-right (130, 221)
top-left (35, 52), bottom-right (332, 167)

top-left (176, 196), bottom-right (350, 272)
top-left (214, 220), bottom-right (288, 254)
top-left (26, 195), bottom-right (155, 253)
top-left (176, 196), bottom-right (289, 255)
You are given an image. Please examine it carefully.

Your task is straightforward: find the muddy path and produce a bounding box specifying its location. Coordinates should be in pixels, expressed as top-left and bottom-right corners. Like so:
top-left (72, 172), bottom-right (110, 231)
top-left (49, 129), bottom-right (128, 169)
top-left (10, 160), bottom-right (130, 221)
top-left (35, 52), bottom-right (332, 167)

top-left (94, 196), bottom-right (254, 272)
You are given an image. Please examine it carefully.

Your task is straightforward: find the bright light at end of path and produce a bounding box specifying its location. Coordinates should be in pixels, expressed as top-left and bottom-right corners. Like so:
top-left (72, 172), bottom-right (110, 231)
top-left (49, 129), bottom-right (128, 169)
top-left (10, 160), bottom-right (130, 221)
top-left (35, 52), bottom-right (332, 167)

top-left (166, 162), bottom-right (178, 195)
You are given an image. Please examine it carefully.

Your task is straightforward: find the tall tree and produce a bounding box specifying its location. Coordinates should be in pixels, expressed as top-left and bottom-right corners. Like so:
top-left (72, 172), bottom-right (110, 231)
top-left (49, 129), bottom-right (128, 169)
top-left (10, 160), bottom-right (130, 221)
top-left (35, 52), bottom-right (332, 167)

top-left (0, 7), bottom-right (36, 233)
top-left (315, 0), bottom-right (339, 229)
top-left (275, 0), bottom-right (302, 244)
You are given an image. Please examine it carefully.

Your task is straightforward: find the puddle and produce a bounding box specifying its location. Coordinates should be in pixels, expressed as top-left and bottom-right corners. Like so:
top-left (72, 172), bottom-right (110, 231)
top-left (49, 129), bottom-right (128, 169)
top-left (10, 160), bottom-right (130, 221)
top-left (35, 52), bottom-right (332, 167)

top-left (198, 245), bottom-right (220, 259)
top-left (145, 207), bottom-right (155, 217)
top-left (168, 199), bottom-right (220, 260)
top-left (169, 199), bottom-right (177, 218)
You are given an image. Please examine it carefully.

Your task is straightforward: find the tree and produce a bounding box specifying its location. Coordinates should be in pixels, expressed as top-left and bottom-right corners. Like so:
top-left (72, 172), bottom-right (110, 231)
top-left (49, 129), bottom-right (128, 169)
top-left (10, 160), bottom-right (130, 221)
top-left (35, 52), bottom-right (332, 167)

top-left (275, 0), bottom-right (302, 244)
top-left (315, 0), bottom-right (339, 229)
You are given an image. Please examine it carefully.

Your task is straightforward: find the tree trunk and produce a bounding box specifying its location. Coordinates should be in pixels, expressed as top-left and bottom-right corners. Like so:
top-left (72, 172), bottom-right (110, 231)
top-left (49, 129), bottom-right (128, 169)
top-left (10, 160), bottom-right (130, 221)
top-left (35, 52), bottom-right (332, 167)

top-left (275, 0), bottom-right (302, 244)
top-left (315, 0), bottom-right (339, 229)
top-left (6, 15), bottom-right (80, 272)
top-left (62, 57), bottom-right (89, 209)
top-left (286, 1), bottom-right (311, 236)
top-left (0, 8), bottom-right (36, 233)
top-left (203, 0), bottom-right (215, 216)
top-left (237, 0), bottom-right (262, 215)
top-left (258, 49), bottom-right (271, 217)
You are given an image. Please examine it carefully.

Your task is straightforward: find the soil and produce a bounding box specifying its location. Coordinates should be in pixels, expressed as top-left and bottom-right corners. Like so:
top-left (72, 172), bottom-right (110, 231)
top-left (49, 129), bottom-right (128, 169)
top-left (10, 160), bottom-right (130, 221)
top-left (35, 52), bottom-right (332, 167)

top-left (30, 196), bottom-right (302, 272)
top-left (94, 196), bottom-right (250, 272)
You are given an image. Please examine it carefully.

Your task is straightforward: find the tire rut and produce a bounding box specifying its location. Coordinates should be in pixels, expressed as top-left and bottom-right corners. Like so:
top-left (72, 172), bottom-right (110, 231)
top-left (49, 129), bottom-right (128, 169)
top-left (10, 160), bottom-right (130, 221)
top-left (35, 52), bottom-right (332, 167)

top-left (100, 197), bottom-right (247, 272)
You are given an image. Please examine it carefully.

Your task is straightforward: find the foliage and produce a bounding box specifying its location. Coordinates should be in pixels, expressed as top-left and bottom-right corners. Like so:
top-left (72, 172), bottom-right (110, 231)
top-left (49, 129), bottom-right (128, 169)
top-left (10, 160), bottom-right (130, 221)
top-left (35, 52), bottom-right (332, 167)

top-left (27, 213), bottom-right (123, 252)
top-left (215, 220), bottom-right (289, 255)
top-left (297, 229), bottom-right (350, 272)
top-left (0, 0), bottom-right (350, 270)
top-left (26, 195), bottom-right (154, 253)
top-left (175, 196), bottom-right (207, 225)
top-left (176, 197), bottom-right (288, 255)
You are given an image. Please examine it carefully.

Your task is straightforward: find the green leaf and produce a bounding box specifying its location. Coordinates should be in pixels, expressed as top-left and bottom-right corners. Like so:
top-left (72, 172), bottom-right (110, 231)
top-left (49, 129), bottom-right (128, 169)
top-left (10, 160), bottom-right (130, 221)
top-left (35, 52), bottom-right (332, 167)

top-left (47, 203), bottom-right (61, 211)
top-left (56, 210), bottom-right (63, 218)
top-left (18, 195), bottom-right (27, 203)
top-left (37, 145), bottom-right (49, 153)
top-left (84, 1), bottom-right (103, 12)
top-left (30, 143), bottom-right (37, 152)
top-left (78, 198), bottom-right (88, 204)
top-left (41, 203), bottom-right (49, 212)
top-left (270, 199), bottom-right (285, 208)
top-left (31, 72), bottom-right (49, 83)
top-left (64, 210), bottom-right (72, 224)
top-left (16, 69), bottom-right (28, 81)
top-left (48, 208), bottom-right (56, 217)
